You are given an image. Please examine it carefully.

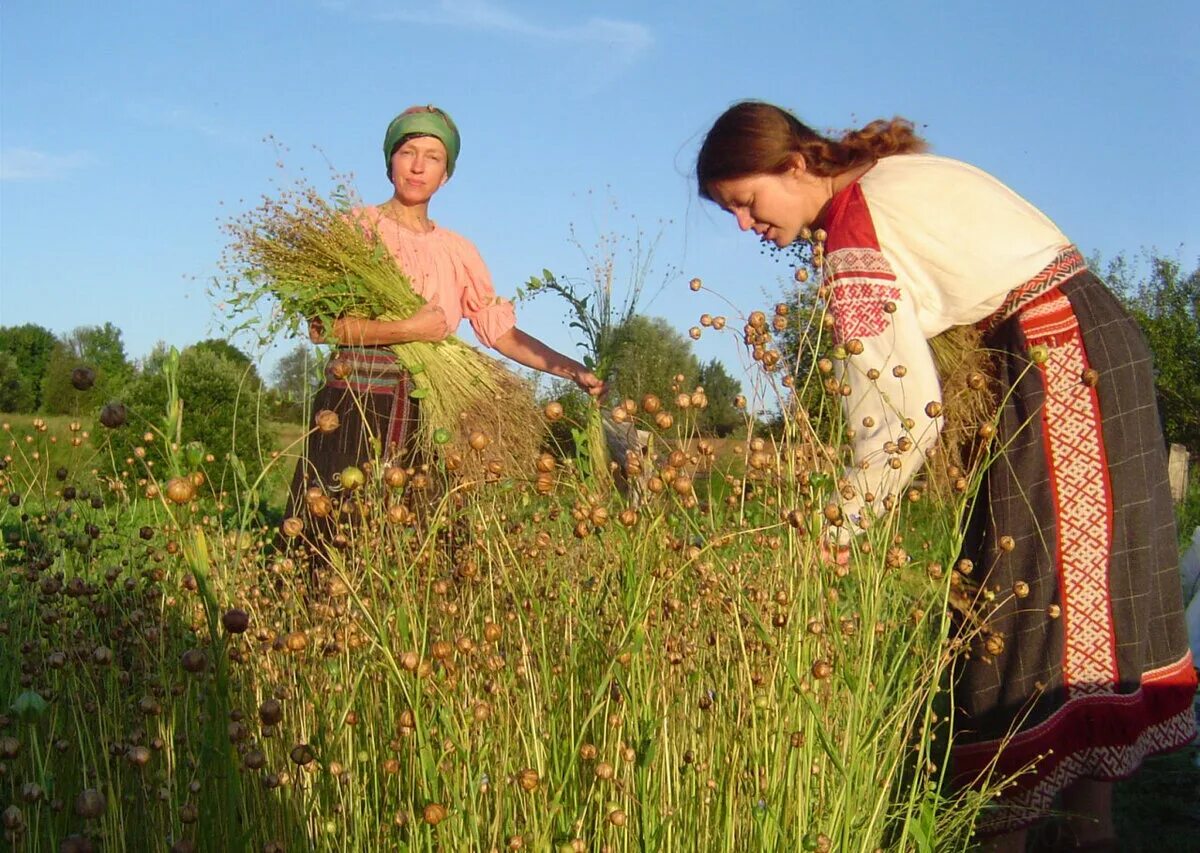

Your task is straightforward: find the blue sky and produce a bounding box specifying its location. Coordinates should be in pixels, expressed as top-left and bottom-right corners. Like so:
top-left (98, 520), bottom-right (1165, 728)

top-left (2, 0), bottom-right (1197, 389)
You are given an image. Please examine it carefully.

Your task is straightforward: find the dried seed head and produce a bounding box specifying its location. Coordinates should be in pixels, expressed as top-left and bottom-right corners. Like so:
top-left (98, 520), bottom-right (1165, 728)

top-left (1, 805), bottom-right (22, 831)
top-left (329, 358), bottom-right (351, 379)
top-left (467, 431), bottom-right (490, 451)
top-left (222, 608), bottom-right (250, 634)
top-left (74, 788), bottom-right (106, 819)
top-left (314, 409), bottom-right (340, 433)
top-left (516, 768), bottom-right (540, 791)
top-left (289, 744), bottom-right (315, 766)
top-left (165, 477), bottom-right (196, 505)
top-left (383, 465), bottom-right (408, 489)
top-left (180, 649), bottom-right (207, 674)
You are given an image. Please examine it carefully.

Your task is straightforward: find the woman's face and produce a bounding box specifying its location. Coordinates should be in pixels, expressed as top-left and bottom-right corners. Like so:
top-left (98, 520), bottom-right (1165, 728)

top-left (389, 136), bottom-right (450, 205)
top-left (707, 159), bottom-right (827, 248)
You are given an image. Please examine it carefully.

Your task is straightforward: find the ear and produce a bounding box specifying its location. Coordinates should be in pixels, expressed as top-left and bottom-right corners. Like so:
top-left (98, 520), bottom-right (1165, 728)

top-left (440, 173), bottom-right (450, 187)
top-left (786, 153), bottom-right (808, 177)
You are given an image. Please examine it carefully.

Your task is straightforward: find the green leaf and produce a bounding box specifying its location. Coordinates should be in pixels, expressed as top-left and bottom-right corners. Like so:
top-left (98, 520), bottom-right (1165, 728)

top-left (9, 690), bottom-right (48, 722)
top-left (409, 387), bottom-right (429, 400)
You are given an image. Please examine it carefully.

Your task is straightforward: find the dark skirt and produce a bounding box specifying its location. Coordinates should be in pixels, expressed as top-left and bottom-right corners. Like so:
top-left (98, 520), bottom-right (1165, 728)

top-left (283, 347), bottom-right (419, 556)
top-left (950, 264), bottom-right (1197, 834)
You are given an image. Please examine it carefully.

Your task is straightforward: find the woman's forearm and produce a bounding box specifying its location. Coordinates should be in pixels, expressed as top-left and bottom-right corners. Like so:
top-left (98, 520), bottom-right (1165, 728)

top-left (491, 327), bottom-right (585, 380)
top-left (314, 309), bottom-right (446, 346)
top-left (328, 316), bottom-right (408, 346)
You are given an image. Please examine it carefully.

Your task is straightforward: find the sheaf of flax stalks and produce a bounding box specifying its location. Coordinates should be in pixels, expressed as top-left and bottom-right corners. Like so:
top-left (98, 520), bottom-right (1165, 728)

top-left (222, 181), bottom-right (541, 477)
top-left (927, 324), bottom-right (998, 498)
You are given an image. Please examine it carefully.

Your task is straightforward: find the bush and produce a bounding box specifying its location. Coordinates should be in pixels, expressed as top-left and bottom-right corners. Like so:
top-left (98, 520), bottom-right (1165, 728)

top-left (1105, 253), bottom-right (1200, 453)
top-left (0, 323), bottom-right (57, 412)
top-left (98, 346), bottom-right (275, 490)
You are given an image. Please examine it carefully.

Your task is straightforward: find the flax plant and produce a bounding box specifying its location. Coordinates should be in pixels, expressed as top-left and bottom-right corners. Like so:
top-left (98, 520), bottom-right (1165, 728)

top-left (221, 181), bottom-right (540, 474)
top-left (0, 231), bottom-right (1009, 851)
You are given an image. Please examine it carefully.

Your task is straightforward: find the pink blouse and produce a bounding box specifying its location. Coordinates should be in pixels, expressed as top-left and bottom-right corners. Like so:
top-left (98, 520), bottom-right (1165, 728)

top-left (354, 205), bottom-right (517, 349)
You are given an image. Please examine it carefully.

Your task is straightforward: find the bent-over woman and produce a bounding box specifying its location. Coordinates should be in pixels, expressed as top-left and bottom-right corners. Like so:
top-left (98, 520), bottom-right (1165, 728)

top-left (695, 100), bottom-right (1196, 851)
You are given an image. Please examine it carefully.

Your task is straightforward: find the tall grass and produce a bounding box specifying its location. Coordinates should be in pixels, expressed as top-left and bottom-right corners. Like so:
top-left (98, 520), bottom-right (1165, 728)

top-left (0, 360), bottom-right (995, 852)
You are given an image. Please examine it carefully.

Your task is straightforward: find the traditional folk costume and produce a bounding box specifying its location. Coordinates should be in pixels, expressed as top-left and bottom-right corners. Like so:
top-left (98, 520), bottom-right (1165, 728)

top-left (820, 154), bottom-right (1197, 833)
top-left (284, 215), bottom-right (516, 538)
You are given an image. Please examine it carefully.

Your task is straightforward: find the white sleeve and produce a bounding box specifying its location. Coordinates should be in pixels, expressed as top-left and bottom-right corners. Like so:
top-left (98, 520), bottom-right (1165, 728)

top-left (824, 248), bottom-right (943, 526)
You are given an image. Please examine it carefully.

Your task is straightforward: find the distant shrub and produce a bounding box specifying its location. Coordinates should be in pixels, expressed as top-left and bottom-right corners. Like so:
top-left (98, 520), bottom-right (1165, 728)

top-left (99, 346), bottom-right (274, 490)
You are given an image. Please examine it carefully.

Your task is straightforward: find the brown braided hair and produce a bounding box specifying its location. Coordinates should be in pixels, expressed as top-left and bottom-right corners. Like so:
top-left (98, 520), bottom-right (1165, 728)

top-left (697, 101), bottom-right (928, 199)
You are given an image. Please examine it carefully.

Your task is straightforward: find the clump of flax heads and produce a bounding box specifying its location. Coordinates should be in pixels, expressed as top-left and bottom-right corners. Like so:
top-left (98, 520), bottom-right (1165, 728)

top-left (223, 180), bottom-right (541, 474)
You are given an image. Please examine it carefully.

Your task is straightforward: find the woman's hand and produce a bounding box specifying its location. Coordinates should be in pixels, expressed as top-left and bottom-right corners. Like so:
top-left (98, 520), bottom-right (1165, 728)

top-left (399, 300), bottom-right (450, 342)
top-left (820, 540), bottom-right (852, 567)
top-left (820, 524), bottom-right (852, 567)
top-left (572, 367), bottom-right (607, 398)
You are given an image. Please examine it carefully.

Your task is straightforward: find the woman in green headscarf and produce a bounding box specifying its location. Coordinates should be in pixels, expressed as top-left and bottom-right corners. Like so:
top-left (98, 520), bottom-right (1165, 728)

top-left (292, 105), bottom-right (603, 532)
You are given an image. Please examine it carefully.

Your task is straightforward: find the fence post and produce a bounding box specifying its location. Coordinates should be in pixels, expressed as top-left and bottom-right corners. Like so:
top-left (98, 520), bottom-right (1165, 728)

top-left (1168, 443), bottom-right (1189, 504)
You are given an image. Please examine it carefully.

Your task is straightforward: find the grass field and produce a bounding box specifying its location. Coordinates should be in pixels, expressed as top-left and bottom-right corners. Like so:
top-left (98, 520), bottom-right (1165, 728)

top-left (0, 411), bottom-right (1195, 851)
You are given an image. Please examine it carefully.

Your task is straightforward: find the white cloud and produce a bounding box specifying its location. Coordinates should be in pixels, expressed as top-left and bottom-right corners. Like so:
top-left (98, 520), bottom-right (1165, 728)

top-left (124, 100), bottom-right (248, 146)
top-left (0, 148), bottom-right (92, 181)
top-left (339, 0), bottom-right (653, 67)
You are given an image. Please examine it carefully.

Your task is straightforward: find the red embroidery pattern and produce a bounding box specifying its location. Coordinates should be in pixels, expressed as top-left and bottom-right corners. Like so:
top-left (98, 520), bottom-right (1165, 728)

top-left (980, 245), bottom-right (1087, 334)
top-left (955, 652), bottom-right (1198, 833)
top-left (824, 247), bottom-right (895, 281)
top-left (976, 703), bottom-right (1198, 834)
top-left (1020, 294), bottom-right (1118, 695)
top-left (824, 248), bottom-right (901, 343)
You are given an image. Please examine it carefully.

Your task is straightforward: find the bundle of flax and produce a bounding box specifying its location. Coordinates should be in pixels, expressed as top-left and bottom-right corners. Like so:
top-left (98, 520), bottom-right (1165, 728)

top-left (224, 182), bottom-right (541, 476)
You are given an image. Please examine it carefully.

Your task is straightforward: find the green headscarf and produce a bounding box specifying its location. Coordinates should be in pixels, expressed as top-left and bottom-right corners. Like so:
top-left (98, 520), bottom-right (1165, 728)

top-left (383, 106), bottom-right (461, 176)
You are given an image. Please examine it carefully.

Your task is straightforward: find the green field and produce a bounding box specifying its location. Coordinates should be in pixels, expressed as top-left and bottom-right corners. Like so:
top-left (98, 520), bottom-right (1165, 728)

top-left (1, 412), bottom-right (1195, 851)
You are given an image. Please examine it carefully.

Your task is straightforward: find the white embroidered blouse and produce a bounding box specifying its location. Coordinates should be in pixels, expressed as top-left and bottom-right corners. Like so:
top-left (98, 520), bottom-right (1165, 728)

top-left (821, 154), bottom-right (1073, 522)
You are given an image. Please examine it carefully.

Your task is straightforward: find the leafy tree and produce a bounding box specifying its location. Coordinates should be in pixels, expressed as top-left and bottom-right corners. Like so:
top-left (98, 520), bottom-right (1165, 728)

top-left (1104, 253), bottom-right (1200, 452)
top-left (0, 323), bottom-right (57, 412)
top-left (141, 341), bottom-right (171, 376)
top-left (696, 359), bottom-right (744, 437)
top-left (270, 342), bottom-right (324, 423)
top-left (607, 314), bottom-right (701, 406)
top-left (40, 323), bottom-right (134, 415)
top-left (101, 345), bottom-right (274, 488)
top-left (0, 352), bottom-right (23, 412)
top-left (772, 281), bottom-right (842, 436)
top-left (192, 338), bottom-right (262, 388)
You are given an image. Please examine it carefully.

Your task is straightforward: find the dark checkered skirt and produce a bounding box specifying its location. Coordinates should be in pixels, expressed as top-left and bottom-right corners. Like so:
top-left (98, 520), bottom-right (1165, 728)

top-left (950, 263), bottom-right (1197, 833)
top-left (284, 347), bottom-right (418, 534)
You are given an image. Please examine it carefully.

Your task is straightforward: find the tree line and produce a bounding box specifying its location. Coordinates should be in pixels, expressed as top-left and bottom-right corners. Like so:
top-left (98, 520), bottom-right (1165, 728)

top-left (3, 251), bottom-right (1193, 457)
